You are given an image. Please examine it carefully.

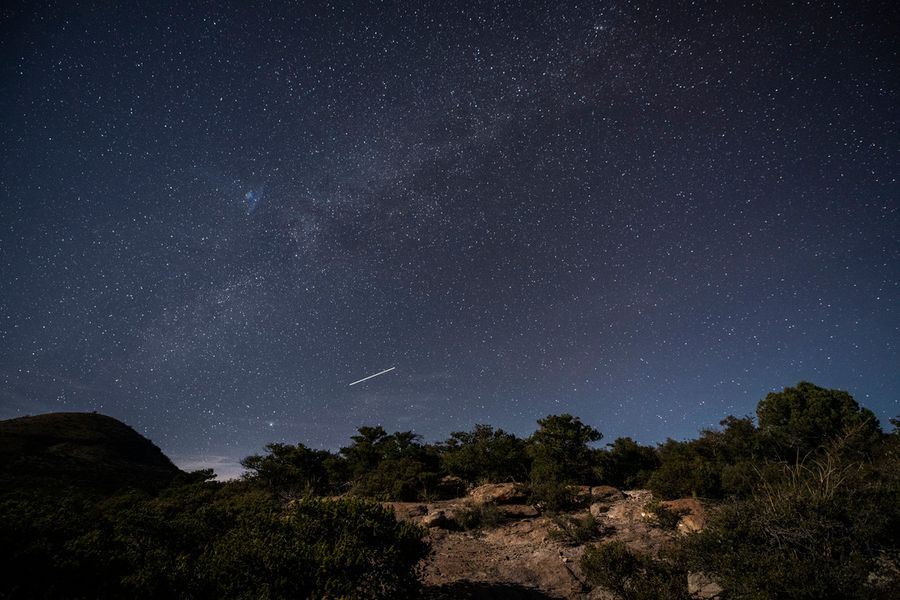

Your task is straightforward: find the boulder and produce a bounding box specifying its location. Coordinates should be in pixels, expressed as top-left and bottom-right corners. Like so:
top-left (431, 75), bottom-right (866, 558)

top-left (589, 501), bottom-right (613, 518)
top-left (661, 498), bottom-right (708, 534)
top-left (502, 504), bottom-right (540, 519)
top-left (469, 483), bottom-right (526, 505)
top-left (591, 485), bottom-right (625, 500)
top-left (688, 571), bottom-right (724, 599)
top-left (679, 513), bottom-right (706, 534)
top-left (421, 510), bottom-right (452, 528)
top-left (590, 485), bottom-right (626, 502)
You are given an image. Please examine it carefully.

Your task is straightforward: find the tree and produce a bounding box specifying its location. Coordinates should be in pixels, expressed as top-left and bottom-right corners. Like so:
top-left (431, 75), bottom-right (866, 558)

top-left (441, 424), bottom-right (530, 484)
top-left (598, 437), bottom-right (660, 489)
top-left (757, 382), bottom-right (881, 458)
top-left (647, 438), bottom-right (722, 500)
top-left (528, 414), bottom-right (602, 487)
top-left (240, 442), bottom-right (334, 495)
top-left (341, 426), bottom-right (391, 481)
top-left (340, 427), bottom-right (441, 501)
top-left (648, 416), bottom-right (766, 500)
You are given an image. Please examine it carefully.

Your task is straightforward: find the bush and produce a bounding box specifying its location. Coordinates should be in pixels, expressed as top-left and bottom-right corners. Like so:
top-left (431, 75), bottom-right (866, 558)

top-left (240, 442), bottom-right (336, 495)
top-left (581, 541), bottom-right (689, 600)
top-left (527, 478), bottom-right (582, 512)
top-left (200, 496), bottom-right (430, 599)
top-left (647, 439), bottom-right (721, 499)
top-left (644, 499), bottom-right (688, 531)
top-left (341, 427), bottom-right (441, 501)
top-left (680, 436), bottom-right (900, 599)
top-left (757, 381), bottom-right (881, 459)
top-left (549, 513), bottom-right (602, 546)
top-left (455, 502), bottom-right (505, 530)
top-left (441, 424), bottom-right (530, 485)
top-left (0, 486), bottom-right (430, 599)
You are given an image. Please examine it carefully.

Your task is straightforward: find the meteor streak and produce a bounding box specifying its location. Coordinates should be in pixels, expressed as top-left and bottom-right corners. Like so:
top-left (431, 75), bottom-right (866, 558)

top-left (348, 366), bottom-right (396, 386)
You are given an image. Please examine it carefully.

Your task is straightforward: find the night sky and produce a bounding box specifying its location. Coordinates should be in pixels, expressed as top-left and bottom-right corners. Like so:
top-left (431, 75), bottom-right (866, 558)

top-left (1, 1), bottom-right (897, 478)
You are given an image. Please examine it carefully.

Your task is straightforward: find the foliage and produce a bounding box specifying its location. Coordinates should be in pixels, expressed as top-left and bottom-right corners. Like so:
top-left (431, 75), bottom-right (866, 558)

top-left (240, 442), bottom-right (337, 495)
top-left (526, 478), bottom-right (582, 512)
top-left (680, 429), bottom-right (900, 599)
top-left (454, 501), bottom-right (505, 531)
top-left (598, 437), bottom-right (660, 489)
top-left (757, 381), bottom-right (881, 459)
top-left (648, 416), bottom-right (764, 500)
top-left (528, 414), bottom-right (602, 508)
top-left (340, 427), bottom-right (441, 501)
top-left (581, 541), bottom-right (689, 600)
top-left (351, 455), bottom-right (440, 501)
top-left (549, 513), bottom-right (603, 546)
top-left (441, 424), bottom-right (530, 484)
top-left (200, 496), bottom-right (430, 599)
top-left (0, 479), bottom-right (430, 599)
top-left (646, 437), bottom-right (722, 499)
top-left (643, 499), bottom-right (688, 531)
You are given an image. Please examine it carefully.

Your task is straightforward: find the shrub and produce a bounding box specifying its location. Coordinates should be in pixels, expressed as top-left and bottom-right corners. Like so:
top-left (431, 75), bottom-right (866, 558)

top-left (757, 381), bottom-right (881, 459)
top-left (527, 478), bottom-right (581, 512)
top-left (200, 496), bottom-right (430, 599)
top-left (340, 427), bottom-right (441, 501)
top-left (581, 541), bottom-right (689, 600)
top-left (0, 487), bottom-right (430, 600)
top-left (647, 439), bottom-right (721, 499)
top-left (644, 499), bottom-right (688, 531)
top-left (680, 437), bottom-right (900, 599)
top-left (240, 442), bottom-right (335, 495)
top-left (455, 502), bottom-right (505, 530)
top-left (549, 513), bottom-right (602, 546)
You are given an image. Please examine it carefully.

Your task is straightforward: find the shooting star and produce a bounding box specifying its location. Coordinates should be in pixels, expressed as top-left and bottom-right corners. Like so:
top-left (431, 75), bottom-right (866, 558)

top-left (348, 366), bottom-right (396, 386)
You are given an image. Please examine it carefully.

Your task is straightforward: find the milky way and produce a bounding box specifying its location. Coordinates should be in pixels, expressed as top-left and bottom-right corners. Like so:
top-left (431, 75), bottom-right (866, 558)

top-left (1, 1), bottom-right (897, 478)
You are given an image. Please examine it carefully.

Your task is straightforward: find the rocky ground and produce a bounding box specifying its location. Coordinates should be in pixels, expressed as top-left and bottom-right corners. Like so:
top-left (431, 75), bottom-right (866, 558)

top-left (386, 484), bottom-right (714, 600)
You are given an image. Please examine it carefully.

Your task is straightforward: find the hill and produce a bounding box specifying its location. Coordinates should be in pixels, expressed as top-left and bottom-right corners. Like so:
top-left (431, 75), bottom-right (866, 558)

top-left (0, 412), bottom-right (181, 494)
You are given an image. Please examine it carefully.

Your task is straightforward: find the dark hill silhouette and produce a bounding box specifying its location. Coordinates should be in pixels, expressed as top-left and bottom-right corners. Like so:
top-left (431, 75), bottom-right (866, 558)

top-left (0, 412), bottom-right (181, 494)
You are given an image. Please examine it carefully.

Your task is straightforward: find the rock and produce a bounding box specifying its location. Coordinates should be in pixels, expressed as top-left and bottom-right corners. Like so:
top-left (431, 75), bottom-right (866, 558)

top-left (568, 485), bottom-right (593, 504)
top-left (678, 514), bottom-right (706, 534)
top-left (591, 485), bottom-right (626, 502)
top-left (688, 571), bottom-right (724, 599)
top-left (383, 502), bottom-right (427, 520)
top-left (469, 483), bottom-right (526, 505)
top-left (661, 498), bottom-right (707, 534)
top-left (589, 501), bottom-right (613, 518)
top-left (502, 504), bottom-right (539, 519)
top-left (606, 502), bottom-right (632, 521)
top-left (421, 510), bottom-right (452, 528)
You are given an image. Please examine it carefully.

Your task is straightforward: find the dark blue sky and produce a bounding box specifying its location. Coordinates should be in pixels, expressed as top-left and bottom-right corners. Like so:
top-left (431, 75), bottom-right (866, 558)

top-left (1, 1), bottom-right (897, 478)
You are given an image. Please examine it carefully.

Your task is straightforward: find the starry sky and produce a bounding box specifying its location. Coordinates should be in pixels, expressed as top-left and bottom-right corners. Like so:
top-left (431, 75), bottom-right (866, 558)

top-left (1, 1), bottom-right (897, 478)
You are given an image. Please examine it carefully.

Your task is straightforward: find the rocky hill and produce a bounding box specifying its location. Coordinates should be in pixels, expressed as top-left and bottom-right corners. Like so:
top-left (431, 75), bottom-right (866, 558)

top-left (0, 412), bottom-right (181, 494)
top-left (387, 483), bottom-right (718, 599)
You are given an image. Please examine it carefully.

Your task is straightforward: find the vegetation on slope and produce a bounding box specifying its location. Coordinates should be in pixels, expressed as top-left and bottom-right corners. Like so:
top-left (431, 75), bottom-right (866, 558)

top-left (2, 381), bottom-right (897, 599)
